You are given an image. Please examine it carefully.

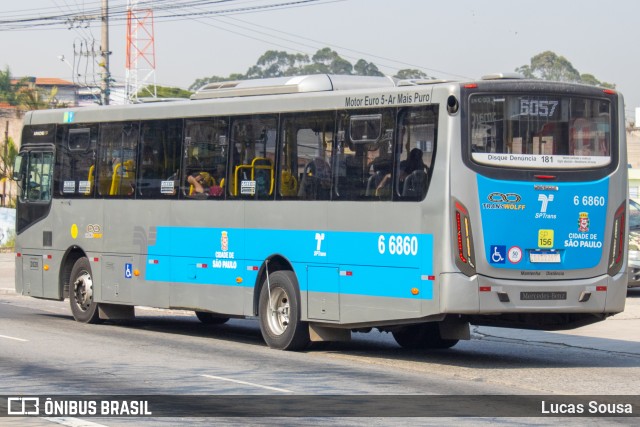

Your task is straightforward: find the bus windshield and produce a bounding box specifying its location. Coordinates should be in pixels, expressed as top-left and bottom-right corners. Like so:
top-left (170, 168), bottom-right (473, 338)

top-left (469, 94), bottom-right (611, 169)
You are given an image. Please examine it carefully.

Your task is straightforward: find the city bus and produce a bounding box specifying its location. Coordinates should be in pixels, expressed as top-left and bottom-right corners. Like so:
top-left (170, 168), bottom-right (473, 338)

top-left (13, 73), bottom-right (628, 350)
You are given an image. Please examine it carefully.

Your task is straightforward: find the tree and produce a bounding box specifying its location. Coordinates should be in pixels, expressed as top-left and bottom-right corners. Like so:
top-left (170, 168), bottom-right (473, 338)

top-left (0, 136), bottom-right (18, 207)
top-left (516, 51), bottom-right (615, 88)
top-left (353, 59), bottom-right (384, 77)
top-left (189, 74), bottom-right (245, 91)
top-left (246, 50), bottom-right (310, 78)
top-left (18, 86), bottom-right (60, 110)
top-left (141, 85), bottom-right (192, 99)
top-left (0, 67), bottom-right (27, 106)
top-left (309, 48), bottom-right (353, 75)
top-left (394, 69), bottom-right (430, 80)
top-left (189, 47), bottom-right (440, 88)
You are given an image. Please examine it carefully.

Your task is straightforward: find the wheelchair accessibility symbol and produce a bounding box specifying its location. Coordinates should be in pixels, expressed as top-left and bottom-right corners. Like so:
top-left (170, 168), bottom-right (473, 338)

top-left (125, 263), bottom-right (133, 279)
top-left (490, 245), bottom-right (506, 264)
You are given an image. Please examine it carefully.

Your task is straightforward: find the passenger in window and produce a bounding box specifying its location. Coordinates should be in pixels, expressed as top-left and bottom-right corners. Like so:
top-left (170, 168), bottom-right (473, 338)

top-left (406, 148), bottom-right (427, 173)
top-left (210, 164), bottom-right (226, 197)
top-left (375, 160), bottom-right (407, 196)
top-left (187, 172), bottom-right (213, 197)
top-left (402, 148), bottom-right (429, 197)
top-left (298, 157), bottom-right (331, 200)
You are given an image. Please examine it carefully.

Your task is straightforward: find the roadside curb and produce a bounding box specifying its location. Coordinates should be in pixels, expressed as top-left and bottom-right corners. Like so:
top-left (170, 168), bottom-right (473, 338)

top-left (0, 287), bottom-right (15, 295)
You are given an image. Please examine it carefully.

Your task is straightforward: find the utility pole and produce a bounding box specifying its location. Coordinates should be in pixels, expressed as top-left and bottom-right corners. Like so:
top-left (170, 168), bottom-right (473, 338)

top-left (100, 0), bottom-right (111, 105)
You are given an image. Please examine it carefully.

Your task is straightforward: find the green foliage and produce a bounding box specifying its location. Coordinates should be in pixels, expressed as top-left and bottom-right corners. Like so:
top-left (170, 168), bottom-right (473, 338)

top-left (0, 136), bottom-right (17, 181)
top-left (0, 67), bottom-right (26, 106)
top-left (141, 85), bottom-right (193, 99)
top-left (516, 50), bottom-right (615, 88)
top-left (394, 69), bottom-right (430, 80)
top-left (1, 67), bottom-right (67, 110)
top-left (189, 47), bottom-right (398, 88)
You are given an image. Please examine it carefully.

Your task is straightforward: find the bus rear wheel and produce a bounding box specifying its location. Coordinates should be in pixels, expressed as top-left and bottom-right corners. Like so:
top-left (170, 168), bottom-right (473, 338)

top-left (69, 257), bottom-right (102, 324)
top-left (195, 311), bottom-right (229, 325)
top-left (392, 323), bottom-right (458, 349)
top-left (258, 270), bottom-right (309, 351)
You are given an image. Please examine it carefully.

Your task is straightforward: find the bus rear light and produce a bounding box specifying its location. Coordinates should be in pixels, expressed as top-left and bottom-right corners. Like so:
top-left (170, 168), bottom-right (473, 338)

top-left (16, 253), bottom-right (21, 258)
top-left (479, 286), bottom-right (491, 292)
top-left (607, 202), bottom-right (626, 276)
top-left (453, 198), bottom-right (476, 276)
top-left (603, 89), bottom-right (616, 95)
top-left (596, 286), bottom-right (607, 292)
top-left (464, 83), bottom-right (478, 89)
top-left (534, 175), bottom-right (556, 180)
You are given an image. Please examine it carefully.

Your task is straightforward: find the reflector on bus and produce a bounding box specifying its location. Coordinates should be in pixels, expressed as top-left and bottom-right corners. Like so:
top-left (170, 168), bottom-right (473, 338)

top-left (608, 202), bottom-right (626, 276)
top-left (453, 198), bottom-right (476, 276)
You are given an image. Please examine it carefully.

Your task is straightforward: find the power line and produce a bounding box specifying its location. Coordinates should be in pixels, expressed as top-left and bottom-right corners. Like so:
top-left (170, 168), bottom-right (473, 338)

top-left (0, 0), bottom-right (329, 30)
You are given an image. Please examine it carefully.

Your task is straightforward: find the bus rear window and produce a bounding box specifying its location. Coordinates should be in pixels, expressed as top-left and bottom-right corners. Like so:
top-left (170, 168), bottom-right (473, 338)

top-left (469, 94), bottom-right (611, 169)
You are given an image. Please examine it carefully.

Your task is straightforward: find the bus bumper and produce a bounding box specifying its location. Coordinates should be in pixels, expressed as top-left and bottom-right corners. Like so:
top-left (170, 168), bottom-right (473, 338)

top-left (439, 271), bottom-right (627, 315)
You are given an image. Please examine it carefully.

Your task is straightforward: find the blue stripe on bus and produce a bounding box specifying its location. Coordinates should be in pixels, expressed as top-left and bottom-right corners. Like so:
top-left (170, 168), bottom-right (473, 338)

top-left (145, 227), bottom-right (434, 300)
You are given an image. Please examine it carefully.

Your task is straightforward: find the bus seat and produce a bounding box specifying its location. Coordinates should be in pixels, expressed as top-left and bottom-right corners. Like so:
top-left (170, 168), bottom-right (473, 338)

top-left (85, 165), bottom-right (95, 195)
top-left (251, 157), bottom-right (274, 196)
top-left (280, 169), bottom-right (298, 196)
top-left (109, 162), bottom-right (122, 195)
top-left (233, 164), bottom-right (253, 196)
top-left (365, 172), bottom-right (384, 196)
top-left (120, 159), bottom-right (136, 195)
top-left (402, 169), bottom-right (428, 198)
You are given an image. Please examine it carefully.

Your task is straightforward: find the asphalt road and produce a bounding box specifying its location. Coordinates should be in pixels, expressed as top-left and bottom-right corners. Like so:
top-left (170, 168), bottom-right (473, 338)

top-left (1, 252), bottom-right (639, 426)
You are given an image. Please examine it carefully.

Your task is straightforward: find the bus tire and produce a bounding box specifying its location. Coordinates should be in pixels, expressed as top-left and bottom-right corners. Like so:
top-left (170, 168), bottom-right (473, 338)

top-left (69, 257), bottom-right (102, 324)
top-left (195, 311), bottom-right (229, 325)
top-left (258, 270), bottom-right (310, 351)
top-left (392, 323), bottom-right (458, 349)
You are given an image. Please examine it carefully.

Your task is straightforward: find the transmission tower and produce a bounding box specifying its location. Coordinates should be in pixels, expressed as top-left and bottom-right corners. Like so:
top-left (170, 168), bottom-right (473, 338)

top-left (125, 0), bottom-right (157, 103)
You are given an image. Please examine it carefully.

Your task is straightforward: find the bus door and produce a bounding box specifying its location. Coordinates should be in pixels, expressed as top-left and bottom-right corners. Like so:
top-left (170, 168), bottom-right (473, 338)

top-left (14, 142), bottom-right (55, 297)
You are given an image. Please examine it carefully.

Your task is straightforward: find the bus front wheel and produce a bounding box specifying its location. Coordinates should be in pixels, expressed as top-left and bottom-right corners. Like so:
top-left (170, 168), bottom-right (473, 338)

top-left (69, 257), bottom-right (101, 324)
top-left (258, 271), bottom-right (309, 350)
top-left (392, 323), bottom-right (458, 349)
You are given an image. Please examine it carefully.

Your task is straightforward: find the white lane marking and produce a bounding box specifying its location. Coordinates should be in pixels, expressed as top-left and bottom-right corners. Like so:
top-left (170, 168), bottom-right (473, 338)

top-left (42, 417), bottom-right (109, 427)
top-left (201, 374), bottom-right (293, 393)
top-left (0, 334), bottom-right (28, 342)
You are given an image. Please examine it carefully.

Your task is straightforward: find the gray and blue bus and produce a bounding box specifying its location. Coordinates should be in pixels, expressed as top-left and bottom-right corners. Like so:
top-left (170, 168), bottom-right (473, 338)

top-left (13, 74), bottom-right (628, 350)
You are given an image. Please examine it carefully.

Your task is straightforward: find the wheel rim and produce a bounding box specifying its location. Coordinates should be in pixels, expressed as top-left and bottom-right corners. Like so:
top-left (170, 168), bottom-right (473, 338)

top-left (73, 271), bottom-right (94, 312)
top-left (267, 287), bottom-right (290, 336)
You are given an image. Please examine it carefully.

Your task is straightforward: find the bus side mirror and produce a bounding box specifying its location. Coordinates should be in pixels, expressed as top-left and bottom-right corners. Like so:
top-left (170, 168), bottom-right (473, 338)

top-left (12, 154), bottom-right (24, 181)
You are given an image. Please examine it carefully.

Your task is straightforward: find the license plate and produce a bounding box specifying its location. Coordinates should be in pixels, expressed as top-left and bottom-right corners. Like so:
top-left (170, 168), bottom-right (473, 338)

top-left (529, 250), bottom-right (561, 263)
top-left (520, 291), bottom-right (567, 301)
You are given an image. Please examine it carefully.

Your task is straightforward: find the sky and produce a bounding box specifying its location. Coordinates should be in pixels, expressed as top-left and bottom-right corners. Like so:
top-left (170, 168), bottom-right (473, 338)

top-left (1, 0), bottom-right (639, 120)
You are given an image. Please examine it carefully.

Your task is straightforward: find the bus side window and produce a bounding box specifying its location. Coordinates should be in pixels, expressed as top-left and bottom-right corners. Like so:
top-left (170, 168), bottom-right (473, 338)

top-left (182, 118), bottom-right (228, 199)
top-left (335, 110), bottom-right (395, 201)
top-left (396, 106), bottom-right (438, 201)
top-left (137, 120), bottom-right (181, 199)
top-left (56, 124), bottom-right (98, 198)
top-left (229, 115), bottom-right (277, 199)
top-left (97, 122), bottom-right (139, 198)
top-left (280, 111), bottom-right (334, 200)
